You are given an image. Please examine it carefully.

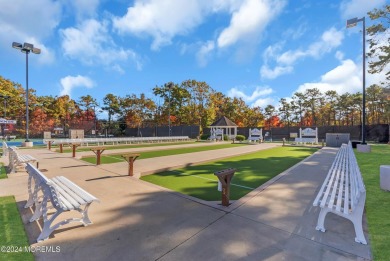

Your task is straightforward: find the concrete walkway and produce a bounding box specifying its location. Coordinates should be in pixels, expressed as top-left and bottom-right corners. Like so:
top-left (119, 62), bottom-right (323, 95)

top-left (0, 143), bottom-right (371, 261)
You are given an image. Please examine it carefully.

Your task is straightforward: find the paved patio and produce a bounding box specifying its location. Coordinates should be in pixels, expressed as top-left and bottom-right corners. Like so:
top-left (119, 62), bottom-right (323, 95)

top-left (0, 143), bottom-right (372, 260)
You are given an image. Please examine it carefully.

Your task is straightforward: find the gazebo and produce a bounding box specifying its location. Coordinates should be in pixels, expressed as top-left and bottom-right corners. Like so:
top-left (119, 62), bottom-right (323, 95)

top-left (209, 116), bottom-right (237, 139)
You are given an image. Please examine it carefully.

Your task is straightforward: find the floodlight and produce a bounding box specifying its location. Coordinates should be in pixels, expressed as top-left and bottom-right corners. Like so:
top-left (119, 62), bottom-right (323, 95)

top-left (12, 42), bottom-right (23, 49)
top-left (346, 17), bottom-right (358, 28)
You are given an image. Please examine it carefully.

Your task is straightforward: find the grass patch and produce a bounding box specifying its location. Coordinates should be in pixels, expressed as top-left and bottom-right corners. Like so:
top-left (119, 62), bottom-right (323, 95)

top-left (355, 145), bottom-right (390, 261)
top-left (0, 196), bottom-right (34, 261)
top-left (141, 146), bottom-right (317, 201)
top-left (56, 141), bottom-right (195, 153)
top-left (82, 143), bottom-right (248, 164)
top-left (0, 163), bottom-right (7, 179)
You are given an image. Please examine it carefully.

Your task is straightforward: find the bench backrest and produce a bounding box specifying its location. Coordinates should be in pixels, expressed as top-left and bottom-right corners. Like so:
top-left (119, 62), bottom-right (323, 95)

top-left (8, 146), bottom-right (18, 163)
top-left (2, 141), bottom-right (8, 157)
top-left (25, 163), bottom-right (63, 209)
top-left (249, 128), bottom-right (263, 140)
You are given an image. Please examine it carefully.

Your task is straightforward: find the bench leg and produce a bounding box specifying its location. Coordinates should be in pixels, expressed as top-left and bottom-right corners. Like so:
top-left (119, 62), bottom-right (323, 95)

top-left (80, 203), bottom-right (93, 225)
top-left (316, 194), bottom-right (367, 245)
top-left (30, 200), bottom-right (44, 222)
top-left (350, 194), bottom-right (367, 245)
top-left (37, 202), bottom-right (94, 242)
top-left (38, 206), bottom-right (63, 242)
top-left (24, 175), bottom-right (36, 208)
top-left (315, 207), bottom-right (330, 232)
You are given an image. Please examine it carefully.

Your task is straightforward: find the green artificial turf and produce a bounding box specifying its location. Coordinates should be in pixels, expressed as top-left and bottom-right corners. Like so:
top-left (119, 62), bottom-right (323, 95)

top-left (0, 196), bottom-right (34, 261)
top-left (56, 141), bottom-right (195, 153)
top-left (141, 146), bottom-right (317, 201)
top-left (354, 145), bottom-right (390, 261)
top-left (81, 143), bottom-right (248, 164)
top-left (0, 163), bottom-right (6, 179)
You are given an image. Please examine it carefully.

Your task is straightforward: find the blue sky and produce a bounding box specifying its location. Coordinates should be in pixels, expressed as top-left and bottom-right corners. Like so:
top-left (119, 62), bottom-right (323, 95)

top-left (0, 0), bottom-right (388, 115)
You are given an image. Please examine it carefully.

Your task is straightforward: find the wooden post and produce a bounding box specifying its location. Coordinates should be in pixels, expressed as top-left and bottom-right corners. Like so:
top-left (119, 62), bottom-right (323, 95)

top-left (121, 153), bottom-right (140, 176)
top-left (59, 144), bottom-right (63, 153)
top-left (214, 168), bottom-right (236, 206)
top-left (90, 147), bottom-right (105, 165)
top-left (48, 141), bottom-right (53, 150)
top-left (71, 143), bottom-right (81, 158)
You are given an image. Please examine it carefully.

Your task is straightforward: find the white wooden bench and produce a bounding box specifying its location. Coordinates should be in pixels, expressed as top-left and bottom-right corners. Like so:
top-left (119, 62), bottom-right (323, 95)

top-left (2, 141), bottom-right (8, 158)
top-left (247, 128), bottom-right (263, 143)
top-left (25, 163), bottom-right (100, 242)
top-left (313, 142), bottom-right (367, 244)
top-left (8, 147), bottom-right (38, 173)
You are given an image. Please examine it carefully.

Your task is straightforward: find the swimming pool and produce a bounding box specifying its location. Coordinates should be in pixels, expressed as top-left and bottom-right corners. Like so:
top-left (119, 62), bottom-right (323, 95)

top-left (4, 140), bottom-right (45, 147)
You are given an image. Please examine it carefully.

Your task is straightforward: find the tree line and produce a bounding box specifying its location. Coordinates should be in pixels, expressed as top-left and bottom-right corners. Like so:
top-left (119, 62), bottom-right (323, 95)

top-left (0, 75), bottom-right (389, 137)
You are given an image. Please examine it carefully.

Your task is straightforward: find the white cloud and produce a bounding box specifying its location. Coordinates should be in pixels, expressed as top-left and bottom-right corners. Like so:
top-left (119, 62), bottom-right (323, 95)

top-left (113, 0), bottom-right (206, 50)
top-left (252, 97), bottom-right (276, 108)
top-left (0, 0), bottom-right (61, 40)
top-left (196, 41), bottom-right (215, 67)
top-left (60, 19), bottom-right (142, 71)
top-left (335, 51), bottom-right (344, 61)
top-left (59, 75), bottom-right (94, 97)
top-left (295, 59), bottom-right (362, 95)
top-left (0, 0), bottom-right (61, 63)
top-left (217, 0), bottom-right (285, 48)
top-left (340, 0), bottom-right (386, 19)
top-left (260, 65), bottom-right (293, 79)
top-left (67, 0), bottom-right (100, 21)
top-left (279, 27), bottom-right (344, 64)
top-left (228, 86), bottom-right (274, 108)
top-left (228, 86), bottom-right (273, 102)
top-left (261, 27), bottom-right (344, 79)
top-left (113, 0), bottom-right (285, 54)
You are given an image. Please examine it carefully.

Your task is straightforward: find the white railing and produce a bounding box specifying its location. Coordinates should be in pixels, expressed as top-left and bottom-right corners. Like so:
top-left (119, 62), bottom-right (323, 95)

top-left (45, 136), bottom-right (191, 146)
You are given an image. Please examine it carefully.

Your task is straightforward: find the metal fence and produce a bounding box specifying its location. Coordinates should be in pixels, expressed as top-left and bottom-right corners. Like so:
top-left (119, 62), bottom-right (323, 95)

top-left (204, 124), bottom-right (390, 143)
top-left (125, 125), bottom-right (200, 139)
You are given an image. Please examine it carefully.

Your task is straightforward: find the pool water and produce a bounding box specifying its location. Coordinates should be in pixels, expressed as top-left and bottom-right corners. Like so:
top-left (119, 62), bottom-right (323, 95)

top-left (4, 140), bottom-right (45, 147)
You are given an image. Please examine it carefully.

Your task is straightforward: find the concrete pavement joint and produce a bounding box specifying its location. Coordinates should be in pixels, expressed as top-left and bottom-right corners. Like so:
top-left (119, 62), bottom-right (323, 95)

top-left (229, 211), bottom-right (369, 260)
top-left (155, 213), bottom-right (228, 260)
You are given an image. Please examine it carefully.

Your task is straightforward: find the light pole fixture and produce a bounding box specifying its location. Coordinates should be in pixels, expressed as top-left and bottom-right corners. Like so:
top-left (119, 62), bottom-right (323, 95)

top-left (167, 82), bottom-right (173, 137)
top-left (347, 17), bottom-right (366, 144)
top-left (12, 42), bottom-right (41, 142)
top-left (0, 95), bottom-right (10, 138)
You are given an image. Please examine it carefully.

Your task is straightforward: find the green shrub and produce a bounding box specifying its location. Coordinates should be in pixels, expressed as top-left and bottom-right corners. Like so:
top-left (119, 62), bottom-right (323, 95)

top-left (223, 134), bottom-right (229, 141)
top-left (200, 134), bottom-right (210, 140)
top-left (235, 135), bottom-right (245, 141)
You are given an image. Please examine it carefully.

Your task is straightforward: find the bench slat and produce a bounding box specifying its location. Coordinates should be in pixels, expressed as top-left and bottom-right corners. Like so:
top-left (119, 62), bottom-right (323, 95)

top-left (56, 176), bottom-right (99, 203)
top-left (50, 178), bottom-right (83, 210)
top-left (319, 146), bottom-right (346, 208)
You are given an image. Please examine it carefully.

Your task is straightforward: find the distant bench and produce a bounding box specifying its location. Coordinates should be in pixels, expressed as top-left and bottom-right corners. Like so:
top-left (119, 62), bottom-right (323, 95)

top-left (8, 147), bottom-right (38, 173)
top-left (25, 163), bottom-right (99, 242)
top-left (313, 142), bottom-right (367, 244)
top-left (2, 141), bottom-right (8, 158)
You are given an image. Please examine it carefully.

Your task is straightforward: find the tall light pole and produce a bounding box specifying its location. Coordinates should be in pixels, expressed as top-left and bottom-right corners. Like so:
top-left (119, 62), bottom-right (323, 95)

top-left (0, 95), bottom-right (10, 138)
top-left (167, 82), bottom-right (173, 137)
top-left (347, 17), bottom-right (366, 144)
top-left (12, 42), bottom-right (41, 142)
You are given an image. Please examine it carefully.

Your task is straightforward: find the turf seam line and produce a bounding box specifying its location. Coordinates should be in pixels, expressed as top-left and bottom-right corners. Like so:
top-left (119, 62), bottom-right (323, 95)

top-left (169, 170), bottom-right (255, 190)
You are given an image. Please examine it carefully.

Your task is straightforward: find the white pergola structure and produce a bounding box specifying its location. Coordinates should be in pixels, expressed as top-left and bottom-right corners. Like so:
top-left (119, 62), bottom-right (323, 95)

top-left (209, 116), bottom-right (237, 140)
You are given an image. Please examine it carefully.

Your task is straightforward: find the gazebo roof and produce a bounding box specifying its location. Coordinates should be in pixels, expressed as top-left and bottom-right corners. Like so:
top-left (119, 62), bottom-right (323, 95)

top-left (210, 116), bottom-right (237, 127)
